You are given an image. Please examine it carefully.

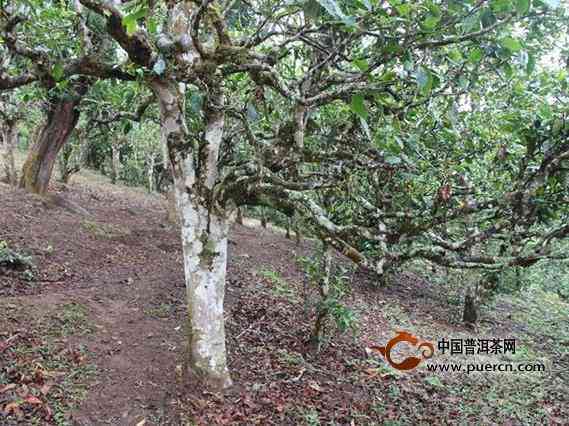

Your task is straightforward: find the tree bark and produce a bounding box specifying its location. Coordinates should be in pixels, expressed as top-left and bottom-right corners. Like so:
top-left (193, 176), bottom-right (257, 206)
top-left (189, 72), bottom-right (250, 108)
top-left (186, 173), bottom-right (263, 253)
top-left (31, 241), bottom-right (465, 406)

top-left (463, 284), bottom-right (478, 324)
top-left (236, 207), bottom-right (244, 225)
top-left (1, 120), bottom-right (18, 186)
top-left (166, 189), bottom-right (178, 224)
top-left (295, 215), bottom-right (302, 246)
top-left (309, 243), bottom-right (332, 353)
top-left (146, 153), bottom-right (155, 192)
top-left (20, 92), bottom-right (85, 194)
top-left (261, 207), bottom-right (268, 229)
top-left (110, 141), bottom-right (121, 184)
top-left (152, 78), bottom-right (232, 389)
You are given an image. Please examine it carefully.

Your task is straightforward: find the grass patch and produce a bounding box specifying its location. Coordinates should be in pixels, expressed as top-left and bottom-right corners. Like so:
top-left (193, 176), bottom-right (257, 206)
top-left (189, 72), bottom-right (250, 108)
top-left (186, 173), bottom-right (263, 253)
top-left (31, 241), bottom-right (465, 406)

top-left (48, 303), bottom-right (93, 337)
top-left (144, 302), bottom-right (173, 319)
top-left (259, 269), bottom-right (298, 301)
top-left (0, 302), bottom-right (97, 425)
top-left (80, 220), bottom-right (131, 239)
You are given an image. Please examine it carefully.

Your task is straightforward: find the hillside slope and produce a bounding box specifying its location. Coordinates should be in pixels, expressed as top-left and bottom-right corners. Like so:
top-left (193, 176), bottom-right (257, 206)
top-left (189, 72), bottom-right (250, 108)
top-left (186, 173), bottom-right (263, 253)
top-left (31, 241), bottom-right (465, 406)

top-left (1, 174), bottom-right (568, 425)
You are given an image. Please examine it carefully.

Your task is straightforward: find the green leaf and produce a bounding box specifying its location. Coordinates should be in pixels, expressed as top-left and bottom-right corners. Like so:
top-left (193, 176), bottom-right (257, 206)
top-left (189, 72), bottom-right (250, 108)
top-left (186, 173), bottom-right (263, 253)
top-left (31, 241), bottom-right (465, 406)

top-left (122, 7), bottom-right (148, 36)
top-left (502, 63), bottom-right (513, 78)
top-left (422, 14), bottom-right (440, 30)
top-left (500, 37), bottom-right (522, 52)
top-left (515, 0), bottom-right (530, 14)
top-left (123, 121), bottom-right (133, 135)
top-left (468, 48), bottom-right (484, 63)
top-left (480, 8), bottom-right (497, 28)
top-left (396, 4), bottom-right (411, 16)
top-left (513, 81), bottom-right (525, 95)
top-left (448, 49), bottom-right (463, 62)
top-left (491, 0), bottom-right (514, 13)
top-left (122, 15), bottom-right (137, 36)
top-left (380, 71), bottom-right (397, 81)
top-left (52, 63), bottom-right (64, 81)
top-left (130, 7), bottom-right (149, 21)
top-left (304, 0), bottom-right (321, 18)
top-left (415, 67), bottom-right (432, 94)
top-left (353, 58), bottom-right (369, 72)
top-left (316, 0), bottom-right (355, 26)
top-left (538, 103), bottom-right (552, 120)
top-left (147, 17), bottom-right (158, 34)
top-left (350, 94), bottom-right (368, 119)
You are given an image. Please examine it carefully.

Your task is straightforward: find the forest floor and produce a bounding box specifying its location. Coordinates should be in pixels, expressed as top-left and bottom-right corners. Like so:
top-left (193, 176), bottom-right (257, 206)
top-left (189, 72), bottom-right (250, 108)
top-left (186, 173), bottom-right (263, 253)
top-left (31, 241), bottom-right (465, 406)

top-left (1, 166), bottom-right (568, 425)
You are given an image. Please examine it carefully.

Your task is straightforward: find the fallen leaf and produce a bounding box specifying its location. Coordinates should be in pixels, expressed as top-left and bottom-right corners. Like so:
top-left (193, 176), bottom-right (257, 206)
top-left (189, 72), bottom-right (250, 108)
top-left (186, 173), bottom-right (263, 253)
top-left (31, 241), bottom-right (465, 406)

top-left (3, 401), bottom-right (22, 415)
top-left (40, 382), bottom-right (53, 395)
top-left (17, 384), bottom-right (29, 397)
top-left (0, 384), bottom-right (16, 393)
top-left (308, 381), bottom-right (322, 392)
top-left (25, 395), bottom-right (43, 405)
top-left (364, 368), bottom-right (379, 378)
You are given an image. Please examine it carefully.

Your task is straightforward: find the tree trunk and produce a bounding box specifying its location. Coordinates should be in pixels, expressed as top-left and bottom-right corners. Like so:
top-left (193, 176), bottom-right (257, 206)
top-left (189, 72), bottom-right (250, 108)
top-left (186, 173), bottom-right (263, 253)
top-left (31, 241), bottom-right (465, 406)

top-left (1, 121), bottom-right (18, 186)
top-left (20, 95), bottom-right (83, 194)
top-left (110, 141), bottom-right (121, 184)
top-left (152, 78), bottom-right (232, 389)
top-left (58, 144), bottom-right (77, 184)
top-left (146, 153), bottom-right (155, 192)
top-left (164, 189), bottom-right (178, 224)
top-left (309, 243), bottom-right (332, 353)
top-left (295, 215), bottom-right (302, 246)
top-left (260, 207), bottom-right (267, 229)
top-left (236, 207), bottom-right (244, 225)
top-left (463, 284), bottom-right (478, 324)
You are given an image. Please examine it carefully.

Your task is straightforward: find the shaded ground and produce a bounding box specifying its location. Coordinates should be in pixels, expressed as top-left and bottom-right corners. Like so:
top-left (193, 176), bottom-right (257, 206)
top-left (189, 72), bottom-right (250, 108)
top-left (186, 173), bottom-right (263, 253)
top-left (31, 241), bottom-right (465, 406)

top-left (1, 170), bottom-right (568, 425)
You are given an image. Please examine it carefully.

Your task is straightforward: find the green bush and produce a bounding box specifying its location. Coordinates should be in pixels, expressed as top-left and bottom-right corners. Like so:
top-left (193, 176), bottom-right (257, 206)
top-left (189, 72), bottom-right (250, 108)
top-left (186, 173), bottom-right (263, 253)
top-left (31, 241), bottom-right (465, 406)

top-left (0, 240), bottom-right (34, 270)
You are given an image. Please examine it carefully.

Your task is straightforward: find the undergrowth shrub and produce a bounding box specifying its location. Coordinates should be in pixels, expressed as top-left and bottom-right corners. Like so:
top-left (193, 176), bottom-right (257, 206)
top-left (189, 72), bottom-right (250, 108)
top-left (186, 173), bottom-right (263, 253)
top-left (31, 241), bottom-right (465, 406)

top-left (0, 240), bottom-right (33, 270)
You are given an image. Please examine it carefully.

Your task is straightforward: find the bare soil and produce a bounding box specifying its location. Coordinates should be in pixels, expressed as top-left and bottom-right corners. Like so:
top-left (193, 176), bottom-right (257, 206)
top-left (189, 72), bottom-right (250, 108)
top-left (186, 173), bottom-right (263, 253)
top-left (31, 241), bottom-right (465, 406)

top-left (1, 176), bottom-right (567, 425)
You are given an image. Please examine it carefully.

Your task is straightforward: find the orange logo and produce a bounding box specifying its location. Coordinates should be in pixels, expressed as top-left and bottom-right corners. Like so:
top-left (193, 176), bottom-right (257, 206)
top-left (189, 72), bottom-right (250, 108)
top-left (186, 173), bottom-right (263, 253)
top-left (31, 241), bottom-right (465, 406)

top-left (370, 331), bottom-right (434, 371)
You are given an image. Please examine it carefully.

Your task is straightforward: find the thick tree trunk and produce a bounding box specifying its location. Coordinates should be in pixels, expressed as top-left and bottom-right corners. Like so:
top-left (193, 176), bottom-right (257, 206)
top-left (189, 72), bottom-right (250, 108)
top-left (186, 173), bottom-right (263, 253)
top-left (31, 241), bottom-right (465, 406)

top-left (1, 121), bottom-right (18, 186)
top-left (20, 96), bottom-right (82, 194)
top-left (177, 197), bottom-right (231, 388)
top-left (152, 78), bottom-right (232, 389)
top-left (166, 189), bottom-right (178, 224)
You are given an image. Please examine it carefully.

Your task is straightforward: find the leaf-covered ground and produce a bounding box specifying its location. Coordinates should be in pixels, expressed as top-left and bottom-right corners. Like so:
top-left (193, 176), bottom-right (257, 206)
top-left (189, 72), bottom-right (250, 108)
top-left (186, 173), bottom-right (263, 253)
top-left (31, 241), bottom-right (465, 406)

top-left (1, 171), bottom-right (568, 425)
